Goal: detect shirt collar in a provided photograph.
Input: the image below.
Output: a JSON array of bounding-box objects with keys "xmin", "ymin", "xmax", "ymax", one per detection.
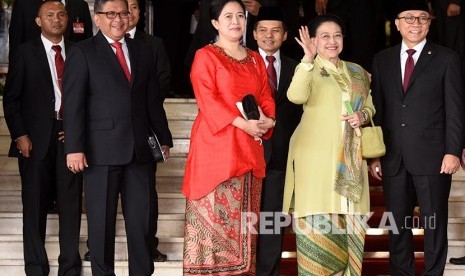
[
  {"xmin": 127, "ymin": 27, "xmax": 137, "ymax": 39},
  {"xmin": 102, "ymin": 33, "xmax": 126, "ymax": 45},
  {"xmin": 41, "ymin": 34, "xmax": 65, "ymax": 52},
  {"xmin": 401, "ymin": 39, "xmax": 427, "ymax": 56},
  {"xmin": 258, "ymin": 48, "xmax": 281, "ymax": 64}
]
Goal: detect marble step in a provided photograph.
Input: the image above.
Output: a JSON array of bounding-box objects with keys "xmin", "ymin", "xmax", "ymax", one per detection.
[
  {"xmin": 0, "ymin": 156, "xmax": 187, "ymax": 178},
  {"xmin": 448, "ymin": 218, "xmax": 465, "ymax": 240},
  {"xmin": 0, "ymin": 137, "xmax": 189, "ymax": 158},
  {"xmin": 449, "ymin": 197, "xmax": 465, "ymax": 217},
  {"xmin": 0, "ymin": 260, "xmax": 183, "ymax": 276},
  {"xmin": 0, "ymin": 235, "xmax": 184, "ymax": 261},
  {"xmin": 0, "ymin": 99, "xmax": 197, "ymax": 140},
  {"xmin": 448, "ymin": 240, "xmax": 465, "ymax": 261},
  {"xmin": 0, "ymin": 213, "xmax": 185, "ymax": 238},
  {"xmin": 0, "ymin": 190, "xmax": 187, "ymax": 214},
  {"xmin": 0, "ymin": 174, "xmax": 183, "ymax": 193}
]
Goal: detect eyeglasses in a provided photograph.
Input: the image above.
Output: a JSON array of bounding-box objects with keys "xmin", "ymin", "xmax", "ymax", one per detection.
[
  {"xmin": 397, "ymin": 15, "xmax": 431, "ymax": 25},
  {"xmin": 96, "ymin": 11, "xmax": 130, "ymax": 19},
  {"xmin": 318, "ymin": 33, "xmax": 343, "ymax": 41}
]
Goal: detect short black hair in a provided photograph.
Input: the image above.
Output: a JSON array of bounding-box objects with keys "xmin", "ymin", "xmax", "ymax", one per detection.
[
  {"xmin": 209, "ymin": 0, "xmax": 245, "ymax": 21},
  {"xmin": 94, "ymin": 0, "xmax": 129, "ymax": 13},
  {"xmin": 37, "ymin": 0, "xmax": 64, "ymax": 16},
  {"xmin": 307, "ymin": 14, "xmax": 345, "ymax": 37}
]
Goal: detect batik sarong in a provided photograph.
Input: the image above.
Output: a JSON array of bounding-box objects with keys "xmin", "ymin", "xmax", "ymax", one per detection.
[
  {"xmin": 183, "ymin": 172, "xmax": 261, "ymax": 275},
  {"xmin": 294, "ymin": 214, "xmax": 366, "ymax": 276}
]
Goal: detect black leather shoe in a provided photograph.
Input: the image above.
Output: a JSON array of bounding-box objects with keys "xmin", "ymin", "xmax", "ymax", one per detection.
[
  {"xmin": 450, "ymin": 256, "xmax": 465, "ymax": 265},
  {"xmin": 152, "ymin": 248, "xmax": 167, "ymax": 262},
  {"xmin": 83, "ymin": 251, "xmax": 90, "ymax": 261}
]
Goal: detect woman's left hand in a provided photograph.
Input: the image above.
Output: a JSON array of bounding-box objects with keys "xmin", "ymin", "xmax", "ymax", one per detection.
[{"xmin": 342, "ymin": 111, "xmax": 363, "ymax": 129}]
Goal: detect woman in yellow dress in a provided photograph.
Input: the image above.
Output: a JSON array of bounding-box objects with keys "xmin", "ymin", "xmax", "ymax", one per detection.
[{"xmin": 283, "ymin": 14, "xmax": 375, "ymax": 275}]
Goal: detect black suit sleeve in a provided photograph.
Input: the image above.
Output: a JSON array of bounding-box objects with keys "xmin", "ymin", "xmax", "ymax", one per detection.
[
  {"xmin": 152, "ymin": 37, "xmax": 171, "ymax": 99},
  {"xmin": 8, "ymin": 0, "xmax": 26, "ymax": 62},
  {"xmin": 3, "ymin": 46, "xmax": 27, "ymax": 140},
  {"xmin": 371, "ymin": 56, "xmax": 384, "ymax": 128},
  {"xmin": 444, "ymin": 51, "xmax": 465, "ymax": 156},
  {"xmin": 145, "ymin": 50, "xmax": 173, "ymax": 148},
  {"xmin": 63, "ymin": 45, "xmax": 88, "ymax": 154}
]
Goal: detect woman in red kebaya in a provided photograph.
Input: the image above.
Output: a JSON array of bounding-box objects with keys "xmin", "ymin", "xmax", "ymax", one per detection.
[{"xmin": 181, "ymin": 0, "xmax": 275, "ymax": 275}]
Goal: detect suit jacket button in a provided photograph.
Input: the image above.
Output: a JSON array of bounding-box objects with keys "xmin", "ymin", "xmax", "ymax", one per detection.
[
  {"xmin": 401, "ymin": 123, "xmax": 406, "ymax": 127},
  {"xmin": 402, "ymin": 104, "xmax": 406, "ymax": 108}
]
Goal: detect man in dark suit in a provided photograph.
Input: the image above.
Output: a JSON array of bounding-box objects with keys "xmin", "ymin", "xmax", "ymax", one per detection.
[
  {"xmin": 128, "ymin": 0, "xmax": 171, "ymax": 262},
  {"xmin": 3, "ymin": 1, "xmax": 83, "ymax": 275},
  {"xmin": 9, "ymin": 0, "xmax": 93, "ymax": 61},
  {"xmin": 252, "ymin": 7, "xmax": 302, "ymax": 276},
  {"xmin": 369, "ymin": 0, "xmax": 465, "ymax": 275},
  {"xmin": 63, "ymin": 0, "xmax": 172, "ymax": 275}
]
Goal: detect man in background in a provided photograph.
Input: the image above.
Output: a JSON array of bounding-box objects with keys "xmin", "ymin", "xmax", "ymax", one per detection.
[
  {"xmin": 3, "ymin": 1, "xmax": 83, "ymax": 275},
  {"xmin": 9, "ymin": 0, "xmax": 93, "ymax": 61},
  {"xmin": 253, "ymin": 6, "xmax": 302, "ymax": 276}
]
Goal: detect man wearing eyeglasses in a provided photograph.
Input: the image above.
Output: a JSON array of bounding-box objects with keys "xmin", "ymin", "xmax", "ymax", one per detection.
[
  {"xmin": 369, "ymin": 0, "xmax": 464, "ymax": 275},
  {"xmin": 63, "ymin": 0, "xmax": 171, "ymax": 275}
]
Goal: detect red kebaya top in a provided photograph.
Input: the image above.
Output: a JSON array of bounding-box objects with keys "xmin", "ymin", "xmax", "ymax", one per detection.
[{"xmin": 182, "ymin": 45, "xmax": 275, "ymax": 200}]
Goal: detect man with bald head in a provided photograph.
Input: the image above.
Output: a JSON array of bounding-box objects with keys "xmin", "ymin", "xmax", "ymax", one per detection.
[
  {"xmin": 63, "ymin": 0, "xmax": 171, "ymax": 274},
  {"xmin": 3, "ymin": 1, "xmax": 83, "ymax": 275}
]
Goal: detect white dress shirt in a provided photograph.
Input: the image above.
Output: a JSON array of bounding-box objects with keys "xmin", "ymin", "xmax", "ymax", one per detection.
[{"xmin": 400, "ymin": 39, "xmax": 427, "ymax": 83}]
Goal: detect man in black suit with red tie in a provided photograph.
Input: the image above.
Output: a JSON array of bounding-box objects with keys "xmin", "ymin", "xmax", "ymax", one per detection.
[
  {"xmin": 3, "ymin": 1, "xmax": 83, "ymax": 275},
  {"xmin": 63, "ymin": 0, "xmax": 172, "ymax": 275},
  {"xmin": 253, "ymin": 7, "xmax": 302, "ymax": 276},
  {"xmin": 369, "ymin": 0, "xmax": 465, "ymax": 274},
  {"xmin": 9, "ymin": 0, "xmax": 93, "ymax": 61}
]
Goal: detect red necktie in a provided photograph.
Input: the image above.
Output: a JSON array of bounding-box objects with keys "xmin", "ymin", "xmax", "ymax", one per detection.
[
  {"xmin": 403, "ymin": 49, "xmax": 416, "ymax": 93},
  {"xmin": 266, "ymin": 55, "xmax": 277, "ymax": 95},
  {"xmin": 111, "ymin": 41, "xmax": 131, "ymax": 82},
  {"xmin": 52, "ymin": 45, "xmax": 64, "ymax": 116}
]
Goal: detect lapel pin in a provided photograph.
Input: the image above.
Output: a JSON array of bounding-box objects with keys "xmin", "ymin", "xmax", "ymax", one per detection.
[
  {"xmin": 320, "ymin": 67, "xmax": 330, "ymax": 77},
  {"xmin": 428, "ymin": 51, "xmax": 432, "ymax": 55}
]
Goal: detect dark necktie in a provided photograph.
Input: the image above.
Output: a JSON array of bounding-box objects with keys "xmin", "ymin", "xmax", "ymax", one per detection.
[
  {"xmin": 266, "ymin": 55, "xmax": 277, "ymax": 94},
  {"xmin": 403, "ymin": 49, "xmax": 416, "ymax": 93},
  {"xmin": 111, "ymin": 41, "xmax": 131, "ymax": 82},
  {"xmin": 52, "ymin": 45, "xmax": 64, "ymax": 116}
]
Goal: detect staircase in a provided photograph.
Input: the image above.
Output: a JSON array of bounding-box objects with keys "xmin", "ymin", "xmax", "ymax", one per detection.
[
  {"xmin": 0, "ymin": 97, "xmax": 197, "ymax": 275},
  {"xmin": 2, "ymin": 97, "xmax": 465, "ymax": 275}
]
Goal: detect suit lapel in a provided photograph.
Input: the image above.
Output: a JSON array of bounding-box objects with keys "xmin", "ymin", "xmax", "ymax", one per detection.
[
  {"xmin": 275, "ymin": 56, "xmax": 291, "ymax": 105},
  {"xmin": 126, "ymin": 37, "xmax": 137, "ymax": 87},
  {"xmin": 34, "ymin": 38, "xmax": 54, "ymax": 97},
  {"xmin": 390, "ymin": 44, "xmax": 404, "ymax": 98},
  {"xmin": 95, "ymin": 31, "xmax": 131, "ymax": 86},
  {"xmin": 405, "ymin": 41, "xmax": 435, "ymax": 93}
]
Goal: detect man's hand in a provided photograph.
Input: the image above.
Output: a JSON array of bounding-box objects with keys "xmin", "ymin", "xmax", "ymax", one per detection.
[
  {"xmin": 161, "ymin": 145, "xmax": 170, "ymax": 160},
  {"xmin": 440, "ymin": 154, "xmax": 460, "ymax": 174},
  {"xmin": 243, "ymin": 0, "xmax": 261, "ymax": 16},
  {"xmin": 368, "ymin": 158, "xmax": 382, "ymax": 181},
  {"xmin": 67, "ymin": 152, "xmax": 88, "ymax": 174},
  {"xmin": 16, "ymin": 135, "xmax": 32, "ymax": 158},
  {"xmin": 447, "ymin": 3, "xmax": 461, "ymax": 17}
]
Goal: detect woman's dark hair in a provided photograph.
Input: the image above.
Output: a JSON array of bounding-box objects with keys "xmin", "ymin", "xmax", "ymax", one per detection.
[
  {"xmin": 209, "ymin": 0, "xmax": 246, "ymax": 21},
  {"xmin": 307, "ymin": 14, "xmax": 345, "ymax": 37}
]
